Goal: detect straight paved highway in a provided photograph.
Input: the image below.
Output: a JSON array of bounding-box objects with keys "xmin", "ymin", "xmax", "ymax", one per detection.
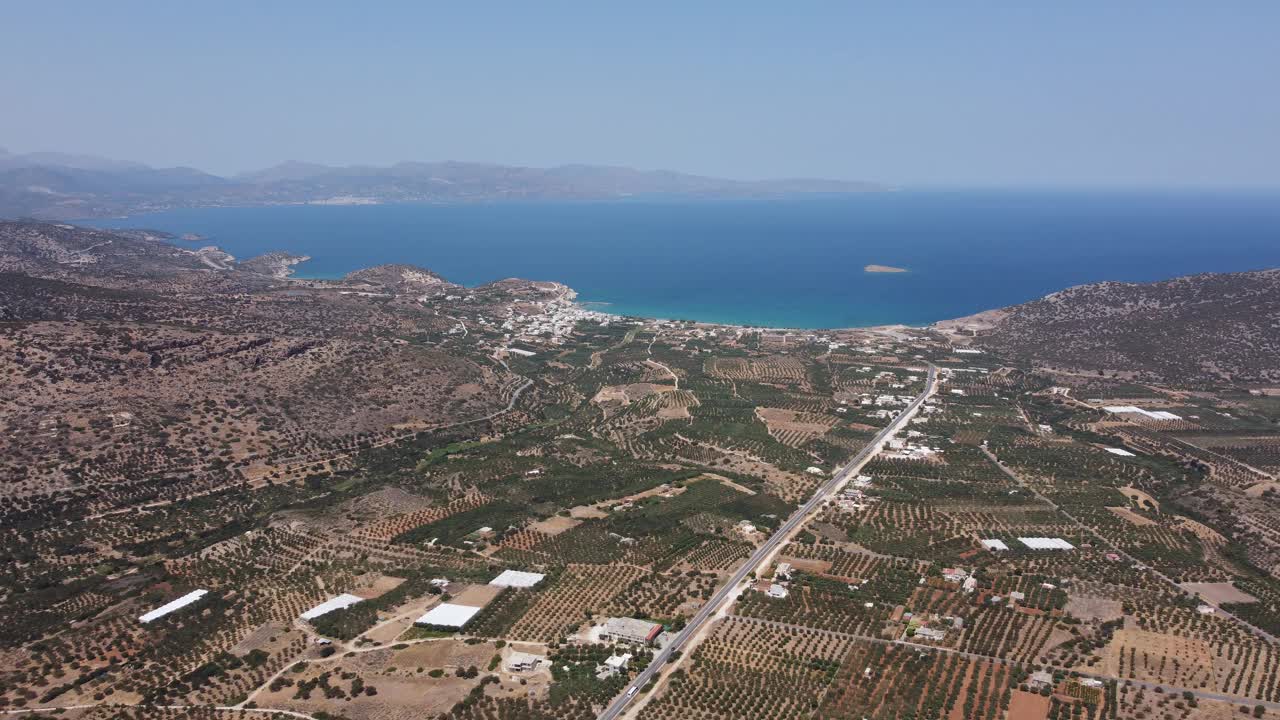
[{"xmin": 597, "ymin": 364, "xmax": 938, "ymax": 720}]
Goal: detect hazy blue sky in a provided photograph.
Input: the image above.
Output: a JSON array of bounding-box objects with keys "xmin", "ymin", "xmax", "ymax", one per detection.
[{"xmin": 3, "ymin": 2, "xmax": 1278, "ymax": 187}]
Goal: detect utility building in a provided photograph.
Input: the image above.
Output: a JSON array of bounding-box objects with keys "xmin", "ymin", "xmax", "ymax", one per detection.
[{"xmin": 601, "ymin": 617, "xmax": 663, "ymax": 646}]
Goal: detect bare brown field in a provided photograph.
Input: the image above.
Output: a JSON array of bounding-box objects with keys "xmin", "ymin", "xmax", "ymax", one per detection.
[
  {"xmin": 1181, "ymin": 582, "xmax": 1259, "ymax": 605},
  {"xmin": 1096, "ymin": 628, "xmax": 1217, "ymax": 689},
  {"xmin": 776, "ymin": 555, "xmax": 834, "ymax": 575},
  {"xmin": 1007, "ymin": 689, "xmax": 1050, "ymax": 720},
  {"xmin": 1245, "ymin": 481, "xmax": 1280, "ymax": 497},
  {"xmin": 1119, "ymin": 485, "xmax": 1160, "ymax": 511},
  {"xmin": 1107, "ymin": 505, "xmax": 1157, "ymax": 526},
  {"xmin": 1064, "ymin": 594, "xmax": 1124, "ymax": 623},
  {"xmin": 388, "ymin": 638, "xmax": 498, "ymax": 670},
  {"xmin": 255, "ymin": 660, "xmax": 475, "ymax": 719},
  {"xmin": 568, "ymin": 504, "xmax": 609, "ymax": 519},
  {"xmin": 1176, "ymin": 516, "xmax": 1228, "ymax": 545},
  {"xmin": 528, "ymin": 514, "xmax": 582, "ymax": 536},
  {"xmin": 352, "ymin": 574, "xmax": 407, "ymax": 599},
  {"xmin": 755, "ymin": 407, "xmax": 838, "ymax": 447},
  {"xmin": 450, "ymin": 584, "xmax": 502, "ymax": 608},
  {"xmin": 592, "ymin": 382, "xmax": 669, "ymax": 407}
]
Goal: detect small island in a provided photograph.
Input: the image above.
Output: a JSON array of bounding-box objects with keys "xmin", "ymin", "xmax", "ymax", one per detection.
[{"xmin": 864, "ymin": 264, "xmax": 908, "ymax": 273}]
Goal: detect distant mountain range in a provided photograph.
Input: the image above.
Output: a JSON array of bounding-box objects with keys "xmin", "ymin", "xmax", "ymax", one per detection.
[{"xmin": 0, "ymin": 147, "xmax": 883, "ymax": 219}]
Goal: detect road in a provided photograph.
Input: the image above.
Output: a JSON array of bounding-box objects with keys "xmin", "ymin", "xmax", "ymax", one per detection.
[
  {"xmin": 597, "ymin": 365, "xmax": 938, "ymax": 720},
  {"xmin": 644, "ymin": 330, "xmax": 679, "ymax": 389}
]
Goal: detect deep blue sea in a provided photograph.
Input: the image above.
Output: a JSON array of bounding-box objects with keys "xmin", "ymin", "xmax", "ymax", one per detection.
[{"xmin": 88, "ymin": 191, "xmax": 1280, "ymax": 328}]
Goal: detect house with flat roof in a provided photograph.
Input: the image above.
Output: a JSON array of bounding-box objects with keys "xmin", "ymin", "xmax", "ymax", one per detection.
[
  {"xmin": 506, "ymin": 651, "xmax": 545, "ymax": 672},
  {"xmin": 1028, "ymin": 670, "xmax": 1054, "ymax": 690},
  {"xmin": 601, "ymin": 617, "xmax": 663, "ymax": 646},
  {"xmin": 596, "ymin": 652, "xmax": 632, "ymax": 678},
  {"xmin": 915, "ymin": 627, "xmax": 947, "ymax": 641}
]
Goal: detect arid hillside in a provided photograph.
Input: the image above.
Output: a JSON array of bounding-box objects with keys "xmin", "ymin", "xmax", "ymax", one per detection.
[
  {"xmin": 938, "ymin": 269, "xmax": 1280, "ymax": 386},
  {"xmin": 0, "ymin": 222, "xmax": 522, "ymax": 517}
]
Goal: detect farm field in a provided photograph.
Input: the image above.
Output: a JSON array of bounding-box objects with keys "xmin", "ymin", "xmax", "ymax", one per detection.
[{"xmin": 2, "ymin": 222, "xmax": 1279, "ymax": 720}]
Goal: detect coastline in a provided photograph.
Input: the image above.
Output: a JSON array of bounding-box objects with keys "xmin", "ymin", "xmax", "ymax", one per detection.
[{"xmin": 81, "ymin": 192, "xmax": 1280, "ymax": 332}]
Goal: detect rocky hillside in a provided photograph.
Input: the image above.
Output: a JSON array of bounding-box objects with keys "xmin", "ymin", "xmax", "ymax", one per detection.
[
  {"xmin": 937, "ymin": 269, "xmax": 1280, "ymax": 386},
  {"xmin": 0, "ymin": 221, "xmax": 521, "ymax": 509}
]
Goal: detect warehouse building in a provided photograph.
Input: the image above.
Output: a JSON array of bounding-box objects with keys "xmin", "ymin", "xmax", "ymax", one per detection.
[
  {"xmin": 601, "ymin": 617, "xmax": 663, "ymax": 646},
  {"xmin": 489, "ymin": 569, "xmax": 546, "ymax": 588},
  {"xmin": 415, "ymin": 602, "xmax": 482, "ymax": 629}
]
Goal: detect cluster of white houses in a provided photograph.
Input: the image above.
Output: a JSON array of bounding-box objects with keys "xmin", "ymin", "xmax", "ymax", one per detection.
[{"xmin": 496, "ymin": 288, "xmax": 616, "ymax": 347}]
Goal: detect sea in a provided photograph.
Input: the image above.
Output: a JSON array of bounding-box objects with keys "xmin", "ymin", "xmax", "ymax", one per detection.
[{"xmin": 88, "ymin": 191, "xmax": 1280, "ymax": 329}]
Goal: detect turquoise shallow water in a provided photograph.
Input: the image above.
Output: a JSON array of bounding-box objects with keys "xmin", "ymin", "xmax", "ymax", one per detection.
[{"xmin": 89, "ymin": 191, "xmax": 1280, "ymax": 328}]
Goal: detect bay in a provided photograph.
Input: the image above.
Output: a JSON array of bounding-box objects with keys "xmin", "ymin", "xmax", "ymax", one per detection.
[{"xmin": 89, "ymin": 190, "xmax": 1280, "ymax": 328}]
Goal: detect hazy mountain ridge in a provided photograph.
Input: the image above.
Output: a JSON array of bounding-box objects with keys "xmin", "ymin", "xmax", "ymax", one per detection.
[
  {"xmin": 0, "ymin": 149, "xmax": 883, "ymax": 219},
  {"xmin": 938, "ymin": 268, "xmax": 1280, "ymax": 385}
]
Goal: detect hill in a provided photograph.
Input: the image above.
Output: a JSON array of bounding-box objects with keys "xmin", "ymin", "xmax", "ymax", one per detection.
[
  {"xmin": 0, "ymin": 152, "xmax": 883, "ymax": 219},
  {"xmin": 936, "ymin": 268, "xmax": 1280, "ymax": 386}
]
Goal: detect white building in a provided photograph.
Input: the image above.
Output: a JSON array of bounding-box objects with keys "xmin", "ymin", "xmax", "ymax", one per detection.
[
  {"xmin": 416, "ymin": 603, "xmax": 482, "ymax": 628},
  {"xmin": 915, "ymin": 627, "xmax": 947, "ymax": 641},
  {"xmin": 601, "ymin": 617, "xmax": 663, "ymax": 645},
  {"xmin": 1018, "ymin": 537, "xmax": 1075, "ymax": 551},
  {"xmin": 300, "ymin": 593, "xmax": 364, "ymax": 621},
  {"xmin": 139, "ymin": 589, "xmax": 208, "ymax": 624},
  {"xmin": 490, "ymin": 570, "xmax": 546, "ymax": 588},
  {"xmin": 597, "ymin": 652, "xmax": 632, "ymax": 679},
  {"xmin": 507, "ymin": 651, "xmax": 545, "ymax": 672},
  {"xmin": 1102, "ymin": 406, "xmax": 1182, "ymax": 421}
]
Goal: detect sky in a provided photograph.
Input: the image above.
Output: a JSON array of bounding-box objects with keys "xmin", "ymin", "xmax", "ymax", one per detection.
[{"xmin": 2, "ymin": 2, "xmax": 1278, "ymax": 188}]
